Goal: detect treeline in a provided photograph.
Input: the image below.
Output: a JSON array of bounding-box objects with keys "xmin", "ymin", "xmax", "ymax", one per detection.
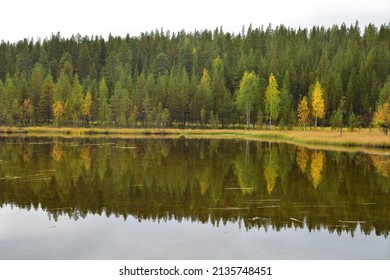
[{"xmin": 0, "ymin": 23, "xmax": 389, "ymax": 128}]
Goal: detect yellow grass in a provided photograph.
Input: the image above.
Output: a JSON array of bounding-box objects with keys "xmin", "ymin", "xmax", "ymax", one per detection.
[{"xmin": 1, "ymin": 126, "xmax": 390, "ymax": 150}]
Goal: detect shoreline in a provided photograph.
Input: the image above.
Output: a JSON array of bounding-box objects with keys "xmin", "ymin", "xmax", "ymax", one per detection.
[{"xmin": 1, "ymin": 126, "xmax": 390, "ymax": 151}]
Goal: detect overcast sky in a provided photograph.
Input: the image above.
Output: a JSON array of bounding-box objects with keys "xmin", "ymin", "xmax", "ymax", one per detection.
[{"xmin": 1, "ymin": 0, "xmax": 389, "ymax": 42}]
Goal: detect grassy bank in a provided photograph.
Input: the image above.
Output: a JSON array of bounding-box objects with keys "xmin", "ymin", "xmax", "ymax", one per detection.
[{"xmin": 1, "ymin": 126, "xmax": 390, "ymax": 149}]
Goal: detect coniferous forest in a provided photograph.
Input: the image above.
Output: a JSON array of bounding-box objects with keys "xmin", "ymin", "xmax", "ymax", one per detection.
[{"xmin": 0, "ymin": 23, "xmax": 389, "ymax": 129}]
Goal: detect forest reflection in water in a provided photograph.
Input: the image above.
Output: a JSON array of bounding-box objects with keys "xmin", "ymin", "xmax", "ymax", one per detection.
[{"xmin": 0, "ymin": 136, "xmax": 389, "ymax": 239}]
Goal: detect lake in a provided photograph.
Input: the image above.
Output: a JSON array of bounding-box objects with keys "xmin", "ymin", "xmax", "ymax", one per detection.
[{"xmin": 0, "ymin": 136, "xmax": 389, "ymax": 259}]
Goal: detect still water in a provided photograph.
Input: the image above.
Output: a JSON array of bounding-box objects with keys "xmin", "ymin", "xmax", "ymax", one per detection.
[{"xmin": 0, "ymin": 137, "xmax": 389, "ymax": 259}]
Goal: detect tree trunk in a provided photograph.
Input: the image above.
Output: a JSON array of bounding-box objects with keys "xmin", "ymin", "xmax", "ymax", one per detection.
[{"xmin": 246, "ymin": 101, "xmax": 250, "ymax": 130}]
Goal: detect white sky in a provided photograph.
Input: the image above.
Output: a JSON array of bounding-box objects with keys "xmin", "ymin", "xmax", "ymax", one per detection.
[{"xmin": 1, "ymin": 0, "xmax": 389, "ymax": 42}]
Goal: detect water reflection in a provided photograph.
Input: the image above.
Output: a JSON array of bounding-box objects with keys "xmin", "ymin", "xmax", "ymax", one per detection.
[{"xmin": 0, "ymin": 137, "xmax": 390, "ymax": 238}]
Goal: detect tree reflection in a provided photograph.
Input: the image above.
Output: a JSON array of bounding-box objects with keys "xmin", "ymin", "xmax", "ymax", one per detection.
[
  {"xmin": 234, "ymin": 140, "xmax": 257, "ymax": 194},
  {"xmin": 51, "ymin": 142, "xmax": 64, "ymax": 161},
  {"xmin": 21, "ymin": 143, "xmax": 31, "ymax": 162},
  {"xmin": 310, "ymin": 150, "xmax": 324, "ymax": 188},
  {"xmin": 371, "ymin": 154, "xmax": 390, "ymax": 178},
  {"xmin": 264, "ymin": 143, "xmax": 279, "ymax": 194},
  {"xmin": 0, "ymin": 137, "xmax": 389, "ymax": 237},
  {"xmin": 80, "ymin": 146, "xmax": 91, "ymax": 172},
  {"xmin": 296, "ymin": 146, "xmax": 308, "ymax": 174}
]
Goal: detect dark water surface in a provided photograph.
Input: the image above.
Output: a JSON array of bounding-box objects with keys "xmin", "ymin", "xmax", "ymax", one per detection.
[{"xmin": 0, "ymin": 137, "xmax": 389, "ymax": 259}]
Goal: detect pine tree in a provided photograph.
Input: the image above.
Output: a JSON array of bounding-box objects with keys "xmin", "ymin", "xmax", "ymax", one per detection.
[
  {"xmin": 38, "ymin": 74, "xmax": 55, "ymax": 123},
  {"xmin": 378, "ymin": 76, "xmax": 390, "ymax": 106},
  {"xmin": 111, "ymin": 82, "xmax": 127, "ymax": 126},
  {"xmin": 64, "ymin": 75, "xmax": 84, "ymax": 125},
  {"xmin": 98, "ymin": 78, "xmax": 111, "ymax": 126},
  {"xmin": 55, "ymin": 71, "xmax": 72, "ymax": 102},
  {"xmin": 77, "ymin": 43, "xmax": 92, "ymax": 80},
  {"xmin": 279, "ymin": 71, "xmax": 292, "ymax": 129}
]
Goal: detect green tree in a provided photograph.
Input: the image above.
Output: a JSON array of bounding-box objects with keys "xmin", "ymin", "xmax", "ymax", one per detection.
[
  {"xmin": 196, "ymin": 69, "xmax": 212, "ymax": 125},
  {"xmin": 279, "ymin": 71, "xmax": 292, "ymax": 129},
  {"xmin": 155, "ymin": 74, "xmax": 168, "ymax": 108},
  {"xmin": 332, "ymin": 97, "xmax": 346, "ymax": 135},
  {"xmin": 152, "ymin": 52, "xmax": 170, "ymax": 77},
  {"xmin": 236, "ymin": 71, "xmax": 259, "ymax": 130},
  {"xmin": 11, "ymin": 98, "xmax": 22, "ymax": 124},
  {"xmin": 55, "ymin": 71, "xmax": 72, "ymax": 102},
  {"xmin": 29, "ymin": 63, "xmax": 45, "ymax": 122},
  {"xmin": 178, "ymin": 67, "xmax": 190, "ymax": 126},
  {"xmin": 111, "ymin": 82, "xmax": 127, "ymax": 126},
  {"xmin": 178, "ymin": 37, "xmax": 193, "ymax": 74},
  {"xmin": 77, "ymin": 43, "xmax": 92, "ymax": 80},
  {"xmin": 330, "ymin": 109, "xmax": 341, "ymax": 130},
  {"xmin": 98, "ymin": 78, "xmax": 111, "ymax": 125},
  {"xmin": 378, "ymin": 76, "xmax": 390, "ymax": 106},
  {"xmin": 265, "ymin": 73, "xmax": 280, "ymax": 130},
  {"xmin": 38, "ymin": 74, "xmax": 55, "ymax": 123},
  {"xmin": 64, "ymin": 75, "xmax": 84, "ymax": 125},
  {"xmin": 1, "ymin": 75, "xmax": 16, "ymax": 124},
  {"xmin": 211, "ymin": 56, "xmax": 232, "ymax": 127},
  {"xmin": 348, "ymin": 106, "xmax": 360, "ymax": 132},
  {"xmin": 155, "ymin": 102, "xmax": 163, "ymax": 128},
  {"xmin": 142, "ymin": 94, "xmax": 152, "ymax": 127},
  {"xmin": 162, "ymin": 108, "xmax": 170, "ymax": 128},
  {"xmin": 129, "ymin": 105, "xmax": 139, "ymax": 128}
]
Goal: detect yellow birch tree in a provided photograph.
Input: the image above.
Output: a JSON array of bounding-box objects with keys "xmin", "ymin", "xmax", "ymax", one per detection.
[
  {"xmin": 311, "ymin": 81, "xmax": 325, "ymax": 128},
  {"xmin": 265, "ymin": 73, "xmax": 280, "ymax": 130}
]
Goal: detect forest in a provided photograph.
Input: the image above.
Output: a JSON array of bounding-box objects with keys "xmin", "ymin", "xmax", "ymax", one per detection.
[{"xmin": 0, "ymin": 23, "xmax": 389, "ymax": 129}]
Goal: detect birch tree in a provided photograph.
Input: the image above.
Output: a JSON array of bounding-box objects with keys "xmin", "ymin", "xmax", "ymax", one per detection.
[
  {"xmin": 311, "ymin": 81, "xmax": 325, "ymax": 128},
  {"xmin": 265, "ymin": 73, "xmax": 280, "ymax": 130},
  {"xmin": 236, "ymin": 71, "xmax": 259, "ymax": 130}
]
